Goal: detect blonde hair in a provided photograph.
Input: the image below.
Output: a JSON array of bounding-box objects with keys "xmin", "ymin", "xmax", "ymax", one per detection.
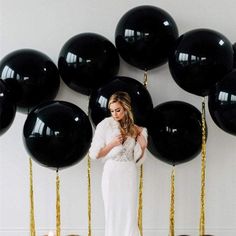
[{"xmin": 108, "ymin": 91, "xmax": 138, "ymax": 138}]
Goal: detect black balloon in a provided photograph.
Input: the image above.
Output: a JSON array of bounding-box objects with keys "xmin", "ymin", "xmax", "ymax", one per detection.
[
  {"xmin": 233, "ymin": 42, "xmax": 236, "ymax": 68},
  {"xmin": 0, "ymin": 49, "xmax": 60, "ymax": 111},
  {"xmin": 0, "ymin": 80, "xmax": 16, "ymax": 135},
  {"xmin": 89, "ymin": 76, "xmax": 153, "ymax": 126},
  {"xmin": 23, "ymin": 101, "xmax": 92, "ymax": 169},
  {"xmin": 168, "ymin": 28, "xmax": 234, "ymax": 96},
  {"xmin": 208, "ymin": 70, "xmax": 236, "ymax": 135},
  {"xmin": 147, "ymin": 101, "xmax": 203, "ymax": 165},
  {"xmin": 115, "ymin": 5, "xmax": 178, "ymax": 71},
  {"xmin": 58, "ymin": 33, "xmax": 120, "ymax": 95}
]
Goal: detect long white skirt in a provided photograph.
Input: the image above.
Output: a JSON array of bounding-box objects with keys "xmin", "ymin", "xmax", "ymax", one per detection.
[{"xmin": 102, "ymin": 159, "xmax": 140, "ymax": 236}]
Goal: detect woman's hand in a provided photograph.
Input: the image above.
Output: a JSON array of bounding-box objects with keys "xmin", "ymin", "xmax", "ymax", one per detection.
[
  {"xmin": 110, "ymin": 134, "xmax": 124, "ymax": 147},
  {"xmin": 96, "ymin": 134, "xmax": 123, "ymax": 159}
]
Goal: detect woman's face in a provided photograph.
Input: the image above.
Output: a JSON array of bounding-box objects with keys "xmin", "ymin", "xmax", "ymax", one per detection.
[{"xmin": 109, "ymin": 101, "xmax": 125, "ymax": 121}]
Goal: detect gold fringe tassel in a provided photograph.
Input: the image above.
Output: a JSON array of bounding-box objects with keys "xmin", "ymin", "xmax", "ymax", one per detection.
[
  {"xmin": 169, "ymin": 166, "xmax": 175, "ymax": 236},
  {"xmin": 87, "ymin": 155, "xmax": 92, "ymax": 236},
  {"xmin": 138, "ymin": 164, "xmax": 144, "ymax": 236},
  {"xmin": 29, "ymin": 158, "xmax": 36, "ymax": 236},
  {"xmin": 199, "ymin": 98, "xmax": 207, "ymax": 236},
  {"xmin": 138, "ymin": 70, "xmax": 148, "ymax": 235},
  {"xmin": 56, "ymin": 170, "xmax": 61, "ymax": 236}
]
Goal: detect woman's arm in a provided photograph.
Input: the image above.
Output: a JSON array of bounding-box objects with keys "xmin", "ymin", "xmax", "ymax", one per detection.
[
  {"xmin": 135, "ymin": 134, "xmax": 147, "ymax": 162},
  {"xmin": 136, "ymin": 129, "xmax": 147, "ymax": 150},
  {"xmin": 134, "ymin": 127, "xmax": 148, "ymax": 163},
  {"xmin": 135, "ymin": 126, "xmax": 147, "ymax": 149}
]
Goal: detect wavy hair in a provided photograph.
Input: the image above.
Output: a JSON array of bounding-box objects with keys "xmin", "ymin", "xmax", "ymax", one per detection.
[{"xmin": 108, "ymin": 91, "xmax": 138, "ymax": 138}]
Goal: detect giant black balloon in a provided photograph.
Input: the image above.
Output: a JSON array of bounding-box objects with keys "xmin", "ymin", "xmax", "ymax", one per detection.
[
  {"xmin": 89, "ymin": 76, "xmax": 153, "ymax": 126},
  {"xmin": 0, "ymin": 49, "xmax": 60, "ymax": 111},
  {"xmin": 168, "ymin": 28, "xmax": 234, "ymax": 96},
  {"xmin": 115, "ymin": 5, "xmax": 178, "ymax": 71},
  {"xmin": 0, "ymin": 80, "xmax": 16, "ymax": 136},
  {"xmin": 23, "ymin": 100, "xmax": 92, "ymax": 169},
  {"xmin": 208, "ymin": 70, "xmax": 236, "ymax": 135},
  {"xmin": 233, "ymin": 42, "xmax": 236, "ymax": 68},
  {"xmin": 148, "ymin": 101, "xmax": 203, "ymax": 165},
  {"xmin": 58, "ymin": 33, "xmax": 120, "ymax": 95}
]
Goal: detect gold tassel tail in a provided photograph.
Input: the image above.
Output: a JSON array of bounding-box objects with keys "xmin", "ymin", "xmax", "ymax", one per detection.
[
  {"xmin": 199, "ymin": 98, "xmax": 207, "ymax": 236},
  {"xmin": 56, "ymin": 170, "xmax": 61, "ymax": 236},
  {"xmin": 169, "ymin": 166, "xmax": 175, "ymax": 236},
  {"xmin": 29, "ymin": 158, "xmax": 36, "ymax": 236}
]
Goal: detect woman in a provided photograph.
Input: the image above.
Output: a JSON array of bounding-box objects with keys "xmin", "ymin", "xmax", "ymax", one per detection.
[{"xmin": 89, "ymin": 91, "xmax": 147, "ymax": 236}]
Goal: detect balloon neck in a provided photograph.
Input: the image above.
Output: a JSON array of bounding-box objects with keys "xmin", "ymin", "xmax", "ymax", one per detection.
[
  {"xmin": 143, "ymin": 70, "xmax": 148, "ymax": 88},
  {"xmin": 233, "ymin": 42, "xmax": 236, "ymax": 50},
  {"xmin": 233, "ymin": 43, "xmax": 236, "ymax": 68}
]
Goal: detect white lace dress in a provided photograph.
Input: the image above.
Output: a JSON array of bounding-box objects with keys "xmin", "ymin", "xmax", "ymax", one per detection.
[{"xmin": 89, "ymin": 117, "xmax": 147, "ymax": 236}]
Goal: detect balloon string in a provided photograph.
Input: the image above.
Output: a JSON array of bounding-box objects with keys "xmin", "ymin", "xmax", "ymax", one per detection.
[
  {"xmin": 138, "ymin": 164, "xmax": 144, "ymax": 236},
  {"xmin": 199, "ymin": 98, "xmax": 206, "ymax": 235},
  {"xmin": 29, "ymin": 158, "xmax": 36, "ymax": 236},
  {"xmin": 87, "ymin": 155, "xmax": 92, "ymax": 236},
  {"xmin": 169, "ymin": 166, "xmax": 175, "ymax": 236},
  {"xmin": 143, "ymin": 70, "xmax": 148, "ymax": 88},
  {"xmin": 56, "ymin": 170, "xmax": 61, "ymax": 236}
]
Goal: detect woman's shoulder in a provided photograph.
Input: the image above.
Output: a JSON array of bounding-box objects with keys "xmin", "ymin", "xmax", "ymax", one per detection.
[
  {"xmin": 134, "ymin": 124, "xmax": 148, "ymax": 137},
  {"xmin": 97, "ymin": 117, "xmax": 115, "ymax": 128},
  {"xmin": 95, "ymin": 117, "xmax": 118, "ymax": 137},
  {"xmin": 134, "ymin": 124, "xmax": 147, "ymax": 132}
]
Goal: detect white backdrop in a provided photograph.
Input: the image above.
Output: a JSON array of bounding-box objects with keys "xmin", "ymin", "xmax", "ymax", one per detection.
[{"xmin": 0, "ymin": 0, "xmax": 236, "ymax": 235}]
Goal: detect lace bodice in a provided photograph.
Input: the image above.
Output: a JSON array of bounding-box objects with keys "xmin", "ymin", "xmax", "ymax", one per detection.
[
  {"xmin": 89, "ymin": 117, "xmax": 148, "ymax": 165},
  {"xmin": 112, "ymin": 137, "xmax": 136, "ymax": 162}
]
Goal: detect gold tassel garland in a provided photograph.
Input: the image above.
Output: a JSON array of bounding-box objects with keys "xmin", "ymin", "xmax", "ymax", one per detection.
[
  {"xmin": 56, "ymin": 170, "xmax": 61, "ymax": 236},
  {"xmin": 87, "ymin": 155, "xmax": 92, "ymax": 236},
  {"xmin": 138, "ymin": 71, "xmax": 148, "ymax": 236},
  {"xmin": 138, "ymin": 164, "xmax": 144, "ymax": 236},
  {"xmin": 29, "ymin": 158, "xmax": 36, "ymax": 236},
  {"xmin": 169, "ymin": 166, "xmax": 175, "ymax": 236},
  {"xmin": 199, "ymin": 98, "xmax": 207, "ymax": 236}
]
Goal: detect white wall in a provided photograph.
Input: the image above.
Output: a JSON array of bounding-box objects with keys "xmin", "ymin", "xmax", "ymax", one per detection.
[{"xmin": 0, "ymin": 0, "xmax": 236, "ymax": 235}]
